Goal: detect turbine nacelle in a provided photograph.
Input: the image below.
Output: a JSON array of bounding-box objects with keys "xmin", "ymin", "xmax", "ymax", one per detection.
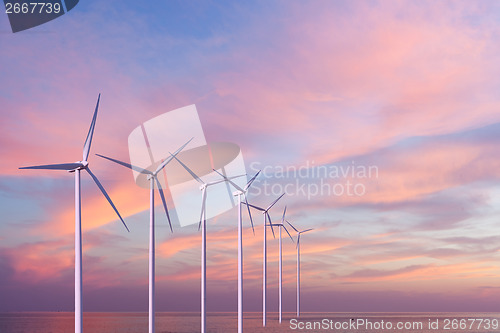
[
  {"xmin": 233, "ymin": 190, "xmax": 244, "ymax": 196},
  {"xmin": 243, "ymin": 193, "xmax": 285, "ymax": 240},
  {"xmin": 287, "ymin": 220, "xmax": 314, "ymax": 248},
  {"xmin": 68, "ymin": 160, "xmax": 89, "ymax": 173},
  {"xmin": 212, "ymin": 168, "xmax": 260, "ymax": 235},
  {"xmin": 269, "ymin": 222, "xmax": 294, "ymax": 242}
]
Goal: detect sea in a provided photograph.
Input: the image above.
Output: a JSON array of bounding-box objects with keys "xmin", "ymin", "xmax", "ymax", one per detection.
[{"xmin": 0, "ymin": 312, "xmax": 499, "ymax": 333}]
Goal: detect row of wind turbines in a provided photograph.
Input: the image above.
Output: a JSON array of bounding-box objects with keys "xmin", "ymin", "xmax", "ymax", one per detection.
[{"xmin": 20, "ymin": 94, "xmax": 313, "ymax": 333}]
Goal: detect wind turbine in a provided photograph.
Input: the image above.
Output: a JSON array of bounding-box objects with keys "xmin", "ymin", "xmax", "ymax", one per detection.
[
  {"xmin": 286, "ymin": 221, "xmax": 313, "ymax": 317},
  {"xmin": 213, "ymin": 169, "xmax": 259, "ymax": 333},
  {"xmin": 245, "ymin": 193, "xmax": 285, "ymax": 327},
  {"xmin": 269, "ymin": 206, "xmax": 294, "ymax": 324},
  {"xmin": 96, "ymin": 138, "xmax": 192, "ymax": 333},
  {"xmin": 19, "ymin": 94, "xmax": 129, "ymax": 333},
  {"xmin": 169, "ymin": 154, "xmax": 244, "ymax": 333}
]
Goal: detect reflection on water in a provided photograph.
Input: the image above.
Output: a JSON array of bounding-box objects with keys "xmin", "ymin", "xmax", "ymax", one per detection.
[{"xmin": 0, "ymin": 312, "xmax": 499, "ymax": 333}]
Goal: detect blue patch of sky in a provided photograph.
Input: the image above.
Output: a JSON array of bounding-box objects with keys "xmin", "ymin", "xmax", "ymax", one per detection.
[
  {"xmin": 0, "ymin": 176, "xmax": 69, "ymax": 225},
  {"xmin": 64, "ymin": 1, "xmax": 279, "ymax": 83},
  {"xmin": 0, "ymin": 176, "xmax": 72, "ymax": 245}
]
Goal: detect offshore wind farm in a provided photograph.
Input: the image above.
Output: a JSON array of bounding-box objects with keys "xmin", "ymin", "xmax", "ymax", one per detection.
[
  {"xmin": 3, "ymin": 1, "xmax": 500, "ymax": 333},
  {"xmin": 18, "ymin": 94, "xmax": 316, "ymax": 333}
]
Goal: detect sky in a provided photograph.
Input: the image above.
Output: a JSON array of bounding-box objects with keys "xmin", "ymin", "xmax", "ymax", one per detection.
[{"xmin": 1, "ymin": 0, "xmax": 500, "ymax": 313}]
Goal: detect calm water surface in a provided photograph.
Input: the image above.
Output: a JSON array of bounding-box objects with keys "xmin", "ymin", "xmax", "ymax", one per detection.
[{"xmin": 0, "ymin": 312, "xmax": 499, "ymax": 333}]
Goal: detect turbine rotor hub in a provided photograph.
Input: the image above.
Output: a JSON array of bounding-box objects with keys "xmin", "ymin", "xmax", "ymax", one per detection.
[{"xmin": 76, "ymin": 161, "xmax": 88, "ymax": 170}]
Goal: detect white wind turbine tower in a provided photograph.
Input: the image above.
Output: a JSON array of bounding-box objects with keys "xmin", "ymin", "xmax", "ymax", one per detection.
[
  {"xmin": 19, "ymin": 94, "xmax": 129, "ymax": 333},
  {"xmin": 245, "ymin": 193, "xmax": 285, "ymax": 327},
  {"xmin": 286, "ymin": 221, "xmax": 313, "ymax": 317},
  {"xmin": 213, "ymin": 169, "xmax": 260, "ymax": 333},
  {"xmin": 269, "ymin": 206, "xmax": 294, "ymax": 324},
  {"xmin": 169, "ymin": 154, "xmax": 244, "ymax": 333},
  {"xmin": 96, "ymin": 138, "xmax": 192, "ymax": 333}
]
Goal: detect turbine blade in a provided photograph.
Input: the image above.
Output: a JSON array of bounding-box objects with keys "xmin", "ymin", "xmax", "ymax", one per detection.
[
  {"xmin": 171, "ymin": 154, "xmax": 204, "ymax": 185},
  {"xmin": 244, "ymin": 202, "xmax": 265, "ymax": 212},
  {"xmin": 205, "ymin": 179, "xmax": 226, "ymax": 186},
  {"xmin": 83, "ymin": 94, "xmax": 100, "ymax": 162},
  {"xmin": 244, "ymin": 170, "xmax": 261, "ymax": 191},
  {"xmin": 282, "ymin": 224, "xmax": 294, "ymax": 242},
  {"xmin": 155, "ymin": 137, "xmax": 194, "ymax": 175},
  {"xmin": 281, "ymin": 206, "xmax": 287, "ymax": 224},
  {"xmin": 297, "ymin": 234, "xmax": 300, "ymax": 249},
  {"xmin": 244, "ymin": 195, "xmax": 255, "ymax": 235},
  {"xmin": 155, "ymin": 177, "xmax": 173, "ymax": 233},
  {"xmin": 266, "ymin": 193, "xmax": 285, "ymax": 211},
  {"xmin": 286, "ymin": 220, "xmax": 298, "ymax": 233},
  {"xmin": 19, "ymin": 162, "xmax": 83, "ymax": 170},
  {"xmin": 301, "ymin": 228, "xmax": 314, "ymax": 234},
  {"xmin": 212, "ymin": 169, "xmax": 244, "ymax": 192},
  {"xmin": 266, "ymin": 212, "xmax": 275, "ymax": 239},
  {"xmin": 96, "ymin": 154, "xmax": 151, "ymax": 174},
  {"xmin": 206, "ymin": 174, "xmax": 245, "ymax": 187},
  {"xmin": 86, "ymin": 167, "xmax": 129, "ymax": 232},
  {"xmin": 198, "ymin": 188, "xmax": 207, "ymax": 231}
]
